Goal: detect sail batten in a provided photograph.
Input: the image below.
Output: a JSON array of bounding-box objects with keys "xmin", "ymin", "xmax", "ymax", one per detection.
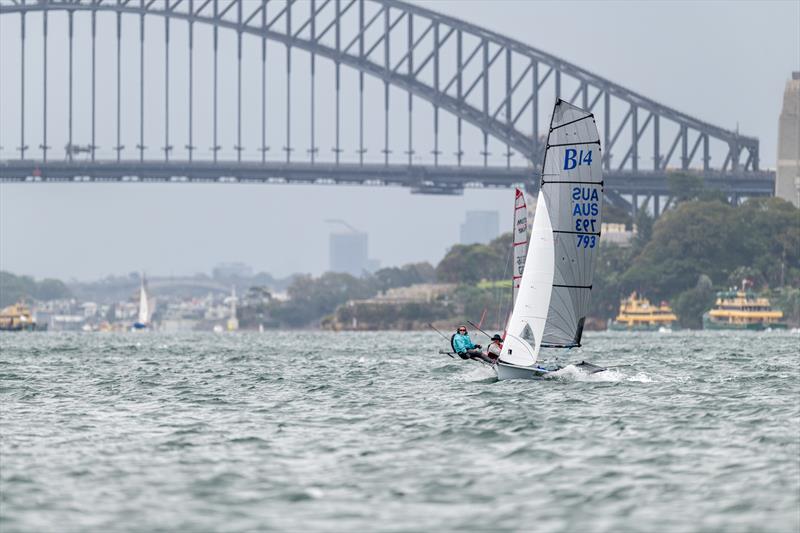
[{"xmin": 500, "ymin": 99, "xmax": 603, "ymax": 366}]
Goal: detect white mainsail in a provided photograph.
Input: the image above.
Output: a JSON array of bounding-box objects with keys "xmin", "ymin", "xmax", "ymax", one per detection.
[
  {"xmin": 511, "ymin": 188, "xmax": 529, "ymax": 308},
  {"xmin": 137, "ymin": 277, "xmax": 150, "ymax": 325},
  {"xmin": 501, "ymin": 100, "xmax": 603, "ymax": 366}
]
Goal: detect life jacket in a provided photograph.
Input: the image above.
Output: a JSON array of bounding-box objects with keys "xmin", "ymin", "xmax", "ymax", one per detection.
[
  {"xmin": 487, "ymin": 341, "xmax": 502, "ymax": 359},
  {"xmin": 451, "ymin": 333, "xmax": 469, "ymax": 360}
]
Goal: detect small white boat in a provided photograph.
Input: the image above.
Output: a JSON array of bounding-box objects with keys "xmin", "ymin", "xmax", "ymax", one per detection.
[
  {"xmin": 496, "ymin": 99, "xmax": 605, "ymax": 380},
  {"xmin": 132, "ymin": 275, "xmax": 153, "ymax": 330}
]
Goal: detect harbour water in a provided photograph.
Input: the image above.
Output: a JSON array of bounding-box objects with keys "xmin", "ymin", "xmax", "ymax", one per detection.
[{"xmin": 1, "ymin": 331, "xmax": 798, "ymax": 532}]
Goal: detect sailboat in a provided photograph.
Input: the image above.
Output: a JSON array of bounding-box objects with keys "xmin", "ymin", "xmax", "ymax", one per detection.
[
  {"xmin": 132, "ymin": 275, "xmax": 152, "ymax": 330},
  {"xmin": 496, "ymin": 99, "xmax": 605, "ymax": 380}
]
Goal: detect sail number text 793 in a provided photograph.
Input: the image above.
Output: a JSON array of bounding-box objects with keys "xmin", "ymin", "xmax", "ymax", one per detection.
[{"xmin": 572, "ymin": 187, "xmax": 599, "ymax": 248}]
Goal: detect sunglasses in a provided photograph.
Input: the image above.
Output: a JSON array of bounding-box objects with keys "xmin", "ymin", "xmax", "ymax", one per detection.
[{"xmin": 458, "ymin": 329, "xmax": 467, "ymax": 332}]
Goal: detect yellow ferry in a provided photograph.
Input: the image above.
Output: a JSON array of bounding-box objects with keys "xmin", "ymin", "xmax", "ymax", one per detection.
[
  {"xmin": 703, "ymin": 288, "xmax": 787, "ymax": 330},
  {"xmin": 609, "ymin": 292, "xmax": 678, "ymax": 331},
  {"xmin": 0, "ymin": 303, "xmax": 38, "ymax": 331}
]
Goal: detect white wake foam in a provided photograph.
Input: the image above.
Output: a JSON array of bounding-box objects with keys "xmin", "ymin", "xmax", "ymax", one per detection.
[
  {"xmin": 545, "ymin": 364, "xmax": 654, "ymax": 383},
  {"xmin": 460, "ymin": 364, "xmax": 498, "ymax": 382}
]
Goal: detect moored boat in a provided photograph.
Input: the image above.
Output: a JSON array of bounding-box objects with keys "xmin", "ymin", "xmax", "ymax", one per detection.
[
  {"xmin": 609, "ymin": 292, "xmax": 678, "ymax": 331},
  {"xmin": 703, "ymin": 285, "xmax": 787, "ymax": 330},
  {"xmin": 132, "ymin": 275, "xmax": 154, "ymax": 330},
  {"xmin": 0, "ymin": 302, "xmax": 38, "ymax": 332}
]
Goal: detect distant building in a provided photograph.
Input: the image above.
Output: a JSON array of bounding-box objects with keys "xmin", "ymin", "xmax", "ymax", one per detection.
[
  {"xmin": 212, "ymin": 262, "xmax": 253, "ymax": 280},
  {"xmin": 460, "ymin": 210, "xmax": 500, "ymax": 245},
  {"xmin": 330, "ymin": 232, "xmax": 373, "ymax": 277},
  {"xmin": 601, "ymin": 223, "xmax": 635, "ymax": 247},
  {"xmin": 776, "ymin": 72, "xmax": 800, "ymax": 207}
]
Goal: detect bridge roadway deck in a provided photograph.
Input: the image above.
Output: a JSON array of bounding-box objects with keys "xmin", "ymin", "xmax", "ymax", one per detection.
[{"xmin": 0, "ymin": 160, "xmax": 775, "ymax": 197}]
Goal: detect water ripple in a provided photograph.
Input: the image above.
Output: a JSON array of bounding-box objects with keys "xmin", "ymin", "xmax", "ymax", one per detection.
[{"xmin": 0, "ymin": 330, "xmax": 798, "ymax": 532}]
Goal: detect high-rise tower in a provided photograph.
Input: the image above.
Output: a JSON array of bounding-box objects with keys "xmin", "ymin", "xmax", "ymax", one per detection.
[{"xmin": 776, "ymin": 72, "xmax": 800, "ymax": 207}]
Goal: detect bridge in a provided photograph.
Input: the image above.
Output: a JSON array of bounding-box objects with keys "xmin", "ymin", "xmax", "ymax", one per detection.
[{"xmin": 0, "ymin": 0, "xmax": 774, "ymax": 217}]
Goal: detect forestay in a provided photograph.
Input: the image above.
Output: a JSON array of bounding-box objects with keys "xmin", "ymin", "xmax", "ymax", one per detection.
[{"xmin": 500, "ymin": 100, "xmax": 603, "ymax": 367}]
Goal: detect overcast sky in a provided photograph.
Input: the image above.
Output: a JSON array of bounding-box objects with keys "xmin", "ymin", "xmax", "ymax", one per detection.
[{"xmin": 1, "ymin": 0, "xmax": 798, "ymax": 281}]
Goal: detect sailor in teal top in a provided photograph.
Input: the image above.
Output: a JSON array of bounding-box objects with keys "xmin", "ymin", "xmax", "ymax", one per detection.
[
  {"xmin": 452, "ymin": 325, "xmax": 492, "ymax": 363},
  {"xmin": 453, "ymin": 327, "xmax": 477, "ymax": 354}
]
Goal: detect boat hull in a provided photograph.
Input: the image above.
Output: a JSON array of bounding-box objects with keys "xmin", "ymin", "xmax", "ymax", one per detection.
[
  {"xmin": 0, "ymin": 324, "xmax": 37, "ymax": 332},
  {"xmin": 496, "ymin": 360, "xmax": 607, "ymax": 380},
  {"xmin": 702, "ymin": 316, "xmax": 788, "ymax": 331},
  {"xmin": 495, "ymin": 361, "xmax": 551, "ymax": 381},
  {"xmin": 609, "ymin": 322, "xmax": 676, "ymax": 332},
  {"xmin": 703, "ymin": 320, "xmax": 788, "ymax": 331}
]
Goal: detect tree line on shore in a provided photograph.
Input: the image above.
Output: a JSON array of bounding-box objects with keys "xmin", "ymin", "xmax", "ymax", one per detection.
[
  {"xmin": 3, "ymin": 192, "xmax": 798, "ymax": 330},
  {"xmin": 255, "ymin": 195, "xmax": 799, "ymax": 329},
  {"xmin": 596, "ymin": 197, "xmax": 799, "ymax": 327},
  {"xmin": 0, "ymin": 272, "xmax": 71, "ymax": 308}
]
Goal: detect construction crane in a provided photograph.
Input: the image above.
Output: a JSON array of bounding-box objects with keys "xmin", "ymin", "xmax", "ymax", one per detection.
[{"xmin": 324, "ymin": 219, "xmax": 362, "ymax": 234}]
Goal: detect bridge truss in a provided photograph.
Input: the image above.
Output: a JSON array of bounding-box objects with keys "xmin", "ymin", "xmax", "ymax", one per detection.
[{"xmin": 0, "ymin": 0, "xmax": 773, "ymax": 214}]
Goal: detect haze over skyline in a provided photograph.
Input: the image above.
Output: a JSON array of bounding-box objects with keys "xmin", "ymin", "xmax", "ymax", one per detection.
[{"xmin": 1, "ymin": 0, "xmax": 798, "ymax": 281}]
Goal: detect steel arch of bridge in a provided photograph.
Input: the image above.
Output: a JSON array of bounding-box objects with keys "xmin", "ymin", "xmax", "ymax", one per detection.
[{"xmin": 1, "ymin": 0, "xmax": 764, "ymax": 200}]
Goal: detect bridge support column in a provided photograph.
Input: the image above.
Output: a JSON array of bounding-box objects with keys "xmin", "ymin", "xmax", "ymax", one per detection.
[
  {"xmin": 69, "ymin": 10, "xmax": 74, "ymax": 162},
  {"xmin": 19, "ymin": 10, "xmax": 25, "ymax": 160},
  {"xmin": 138, "ymin": 7, "xmax": 145, "ymax": 161},
  {"xmin": 309, "ymin": 0, "xmax": 316, "ymax": 164},
  {"xmin": 164, "ymin": 14, "xmax": 170, "ymax": 162},
  {"xmin": 188, "ymin": 2, "xmax": 195, "ymax": 162},
  {"xmin": 285, "ymin": 4, "xmax": 293, "ymax": 163},
  {"xmin": 456, "ymin": 30, "xmax": 463, "ymax": 167},
  {"xmin": 114, "ymin": 11, "xmax": 122, "ymax": 161},
  {"xmin": 236, "ymin": 1, "xmax": 243, "ymax": 163},
  {"xmin": 334, "ymin": 0, "xmax": 342, "ymax": 164},
  {"xmin": 406, "ymin": 13, "xmax": 414, "ymax": 166},
  {"xmin": 432, "ymin": 22, "xmax": 440, "ymax": 166},
  {"xmin": 213, "ymin": 2, "xmax": 219, "ymax": 162},
  {"xmin": 91, "ymin": 9, "xmax": 96, "ymax": 161},
  {"xmin": 259, "ymin": 0, "xmax": 266, "ymax": 163},
  {"xmin": 382, "ymin": 9, "xmax": 390, "ymax": 166},
  {"xmin": 41, "ymin": 11, "xmax": 49, "ymax": 161},
  {"xmin": 358, "ymin": 0, "xmax": 365, "ymax": 166},
  {"xmin": 138, "ymin": 7, "xmax": 144, "ymax": 161}
]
